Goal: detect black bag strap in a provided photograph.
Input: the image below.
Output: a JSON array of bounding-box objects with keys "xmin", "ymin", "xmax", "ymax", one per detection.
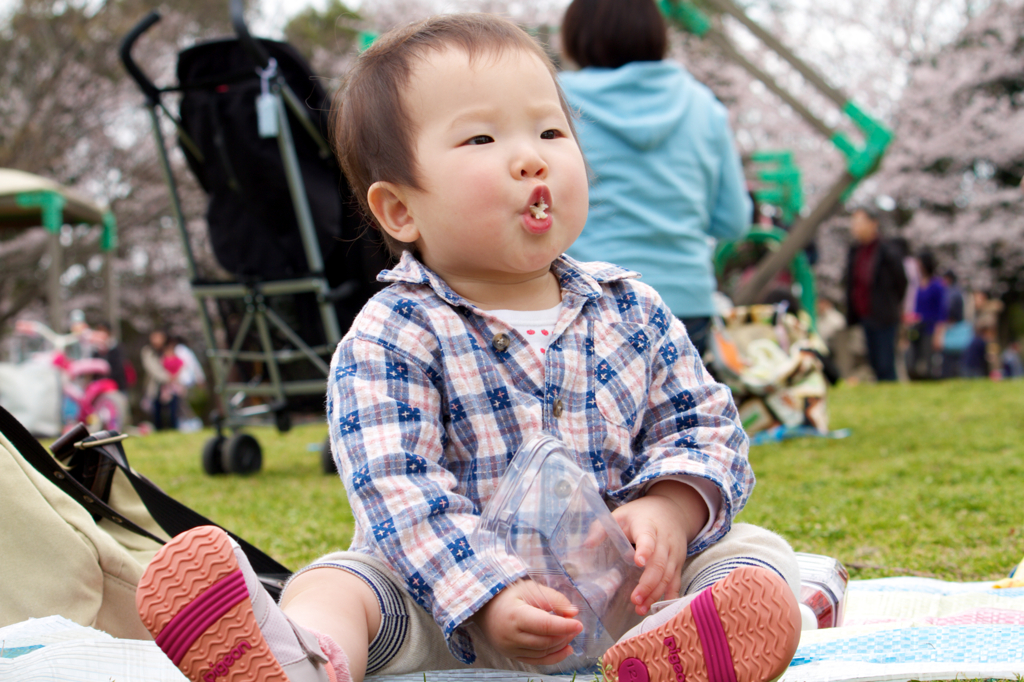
[
  {"xmin": 0, "ymin": 404, "xmax": 290, "ymax": 596},
  {"xmin": 1, "ymin": 405, "xmax": 168, "ymax": 543},
  {"xmin": 85, "ymin": 431, "xmax": 289, "ymax": 578}
]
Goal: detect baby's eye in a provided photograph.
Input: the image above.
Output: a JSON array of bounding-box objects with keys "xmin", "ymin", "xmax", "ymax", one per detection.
[
  {"xmin": 464, "ymin": 135, "xmax": 494, "ymax": 146},
  {"xmin": 540, "ymin": 129, "xmax": 562, "ymax": 140}
]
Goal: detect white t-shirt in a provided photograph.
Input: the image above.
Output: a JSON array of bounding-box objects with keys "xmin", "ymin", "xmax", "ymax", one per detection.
[{"xmin": 487, "ymin": 303, "xmax": 562, "ymax": 357}]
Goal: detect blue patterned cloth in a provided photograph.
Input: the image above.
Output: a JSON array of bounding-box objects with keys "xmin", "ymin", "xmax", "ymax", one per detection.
[
  {"xmin": 791, "ymin": 625, "xmax": 1024, "ymax": 666},
  {"xmin": 326, "ymin": 252, "xmax": 751, "ymax": 663}
]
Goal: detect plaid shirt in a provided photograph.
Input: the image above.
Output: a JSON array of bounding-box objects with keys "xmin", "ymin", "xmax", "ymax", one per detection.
[{"xmin": 326, "ymin": 252, "xmax": 752, "ymax": 663}]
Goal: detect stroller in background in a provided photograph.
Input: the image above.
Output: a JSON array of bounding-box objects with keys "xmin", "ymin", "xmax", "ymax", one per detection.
[{"xmin": 120, "ymin": 1, "xmax": 387, "ymax": 475}]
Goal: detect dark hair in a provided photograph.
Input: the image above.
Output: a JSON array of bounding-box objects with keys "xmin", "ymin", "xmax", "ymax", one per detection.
[
  {"xmin": 332, "ymin": 13, "xmax": 578, "ymax": 257},
  {"xmin": 918, "ymin": 250, "xmax": 938, "ymax": 279},
  {"xmin": 561, "ymin": 0, "xmax": 668, "ymax": 69},
  {"xmin": 891, "ymin": 237, "xmax": 910, "ymax": 259}
]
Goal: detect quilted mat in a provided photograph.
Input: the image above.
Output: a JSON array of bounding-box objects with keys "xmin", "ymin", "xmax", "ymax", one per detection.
[
  {"xmin": 779, "ymin": 576, "xmax": 1024, "ymax": 682},
  {"xmin": 4, "ymin": 577, "xmax": 1024, "ymax": 681}
]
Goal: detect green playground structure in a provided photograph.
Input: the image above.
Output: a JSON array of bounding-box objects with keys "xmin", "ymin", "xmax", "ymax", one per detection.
[
  {"xmin": 713, "ymin": 226, "xmax": 818, "ymax": 326},
  {"xmin": 0, "ymin": 168, "xmax": 119, "ymax": 335},
  {"xmin": 720, "ymin": 151, "xmax": 818, "ymax": 327},
  {"xmin": 751, "ymin": 150, "xmax": 803, "ymax": 226},
  {"xmin": 660, "ymin": 0, "xmax": 892, "ymax": 305}
]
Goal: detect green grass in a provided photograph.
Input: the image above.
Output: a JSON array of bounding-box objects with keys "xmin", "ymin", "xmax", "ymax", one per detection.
[
  {"xmin": 123, "ymin": 379, "xmax": 1024, "ymax": 579},
  {"xmin": 740, "ymin": 379, "xmax": 1024, "ymax": 582},
  {"xmin": 125, "ymin": 424, "xmax": 349, "ymax": 569}
]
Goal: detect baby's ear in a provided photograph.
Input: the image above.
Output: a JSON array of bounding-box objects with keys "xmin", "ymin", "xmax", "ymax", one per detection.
[{"xmin": 367, "ymin": 181, "xmax": 419, "ymax": 244}]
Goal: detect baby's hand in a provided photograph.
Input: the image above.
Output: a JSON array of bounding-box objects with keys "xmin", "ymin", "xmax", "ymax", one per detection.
[
  {"xmin": 472, "ymin": 580, "xmax": 583, "ymax": 664},
  {"xmin": 612, "ymin": 480, "xmax": 708, "ymax": 615}
]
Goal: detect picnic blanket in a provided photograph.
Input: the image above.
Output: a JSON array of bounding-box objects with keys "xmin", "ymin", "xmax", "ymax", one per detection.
[
  {"xmin": 4, "ymin": 578, "xmax": 1024, "ymax": 682},
  {"xmin": 779, "ymin": 577, "xmax": 1024, "ymax": 682}
]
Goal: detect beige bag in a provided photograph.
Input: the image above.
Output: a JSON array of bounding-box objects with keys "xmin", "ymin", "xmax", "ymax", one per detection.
[
  {"xmin": 0, "ymin": 405, "xmax": 289, "ymax": 639},
  {"xmin": 0, "ymin": 428, "xmax": 162, "ymax": 638}
]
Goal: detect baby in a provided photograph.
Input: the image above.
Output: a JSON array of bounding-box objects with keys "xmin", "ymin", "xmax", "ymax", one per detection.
[
  {"xmin": 135, "ymin": 13, "xmax": 801, "ymax": 682},
  {"xmin": 160, "ymin": 343, "xmax": 185, "ymax": 405}
]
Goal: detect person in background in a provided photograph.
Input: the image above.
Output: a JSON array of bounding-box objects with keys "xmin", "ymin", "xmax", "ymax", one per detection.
[
  {"xmin": 892, "ymin": 237, "xmax": 919, "ymax": 380},
  {"xmin": 172, "ymin": 336, "xmax": 206, "ymax": 391},
  {"xmin": 963, "ymin": 324, "xmax": 999, "ymax": 378},
  {"xmin": 909, "ymin": 251, "xmax": 946, "ymax": 380},
  {"xmin": 88, "ymin": 320, "xmax": 130, "ymax": 394},
  {"xmin": 844, "ymin": 206, "xmax": 908, "ymax": 381},
  {"xmin": 159, "ymin": 339, "xmax": 186, "ymax": 420},
  {"xmin": 939, "ymin": 270, "xmax": 971, "ymax": 378},
  {"xmin": 963, "ymin": 291, "xmax": 1005, "ymax": 379},
  {"xmin": 1002, "ymin": 340, "xmax": 1023, "ymax": 378},
  {"xmin": 999, "ymin": 337, "xmax": 1024, "ymax": 376},
  {"xmin": 172, "ymin": 335, "xmax": 206, "ymax": 431},
  {"xmin": 893, "ymin": 238, "xmax": 920, "ymax": 324},
  {"xmin": 140, "ymin": 329, "xmax": 176, "ymax": 430},
  {"xmin": 559, "ymin": 0, "xmax": 751, "ymax": 357}
]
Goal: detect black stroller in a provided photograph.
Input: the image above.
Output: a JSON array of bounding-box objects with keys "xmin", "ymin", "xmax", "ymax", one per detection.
[{"xmin": 120, "ymin": 1, "xmax": 387, "ymax": 475}]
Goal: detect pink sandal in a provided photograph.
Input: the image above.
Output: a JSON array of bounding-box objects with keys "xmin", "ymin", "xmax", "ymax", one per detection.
[
  {"xmin": 136, "ymin": 525, "xmax": 335, "ymax": 682},
  {"xmin": 602, "ymin": 566, "xmax": 801, "ymax": 682}
]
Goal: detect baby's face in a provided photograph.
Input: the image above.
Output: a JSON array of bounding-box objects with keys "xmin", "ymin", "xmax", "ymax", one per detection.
[{"xmin": 395, "ymin": 46, "xmax": 588, "ymax": 288}]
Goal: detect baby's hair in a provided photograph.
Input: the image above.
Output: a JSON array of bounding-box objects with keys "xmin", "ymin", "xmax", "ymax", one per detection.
[{"xmin": 331, "ymin": 13, "xmax": 579, "ymax": 256}]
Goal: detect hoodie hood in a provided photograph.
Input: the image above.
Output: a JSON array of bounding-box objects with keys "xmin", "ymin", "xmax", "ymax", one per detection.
[{"xmin": 560, "ymin": 60, "xmax": 697, "ymax": 151}]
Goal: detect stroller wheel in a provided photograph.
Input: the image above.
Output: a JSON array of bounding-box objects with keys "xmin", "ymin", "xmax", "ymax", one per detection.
[
  {"xmin": 222, "ymin": 433, "xmax": 262, "ymax": 474},
  {"xmin": 321, "ymin": 436, "xmax": 337, "ymax": 475},
  {"xmin": 201, "ymin": 436, "xmax": 226, "ymax": 475},
  {"xmin": 274, "ymin": 409, "xmax": 292, "ymax": 433}
]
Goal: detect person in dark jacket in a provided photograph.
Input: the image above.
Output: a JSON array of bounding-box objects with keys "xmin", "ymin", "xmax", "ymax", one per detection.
[
  {"xmin": 89, "ymin": 320, "xmax": 130, "ymax": 393},
  {"xmin": 844, "ymin": 206, "xmax": 908, "ymax": 381}
]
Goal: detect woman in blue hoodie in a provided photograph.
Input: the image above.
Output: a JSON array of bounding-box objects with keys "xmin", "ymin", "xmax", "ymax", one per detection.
[{"xmin": 560, "ymin": 0, "xmax": 751, "ymax": 355}]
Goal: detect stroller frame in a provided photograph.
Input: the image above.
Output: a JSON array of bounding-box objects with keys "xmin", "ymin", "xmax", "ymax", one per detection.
[{"xmin": 120, "ymin": 1, "xmax": 346, "ymax": 474}]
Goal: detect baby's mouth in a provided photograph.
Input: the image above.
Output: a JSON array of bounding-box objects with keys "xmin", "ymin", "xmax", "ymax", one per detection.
[{"xmin": 529, "ymin": 199, "xmax": 549, "ymax": 220}]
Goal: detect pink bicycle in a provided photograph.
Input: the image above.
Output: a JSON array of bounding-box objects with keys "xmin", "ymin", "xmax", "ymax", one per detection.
[{"xmin": 13, "ymin": 320, "xmax": 128, "ymax": 433}]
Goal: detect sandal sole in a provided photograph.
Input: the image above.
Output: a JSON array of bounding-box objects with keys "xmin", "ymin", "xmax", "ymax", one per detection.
[
  {"xmin": 602, "ymin": 566, "xmax": 801, "ymax": 682},
  {"xmin": 136, "ymin": 525, "xmax": 289, "ymax": 682}
]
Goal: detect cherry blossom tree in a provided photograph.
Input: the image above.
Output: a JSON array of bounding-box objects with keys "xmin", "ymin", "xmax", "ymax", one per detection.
[
  {"xmin": 2, "ymin": 0, "xmax": 1016, "ymax": 357},
  {"xmin": 870, "ymin": 0, "xmax": 1024, "ymax": 299},
  {"xmin": 0, "ymin": 0, "xmax": 233, "ymax": 349},
  {"xmin": 664, "ymin": 0, "xmax": 1004, "ymax": 304}
]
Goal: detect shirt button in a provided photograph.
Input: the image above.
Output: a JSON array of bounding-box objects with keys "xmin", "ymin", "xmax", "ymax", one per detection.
[
  {"xmin": 492, "ymin": 333, "xmax": 511, "ymax": 352},
  {"xmin": 552, "ymin": 398, "xmax": 564, "ymax": 418}
]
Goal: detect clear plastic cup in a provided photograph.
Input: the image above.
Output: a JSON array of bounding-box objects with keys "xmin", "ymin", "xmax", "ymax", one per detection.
[
  {"xmin": 470, "ymin": 434, "xmax": 644, "ymax": 674},
  {"xmin": 796, "ymin": 552, "xmax": 849, "ymax": 629}
]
